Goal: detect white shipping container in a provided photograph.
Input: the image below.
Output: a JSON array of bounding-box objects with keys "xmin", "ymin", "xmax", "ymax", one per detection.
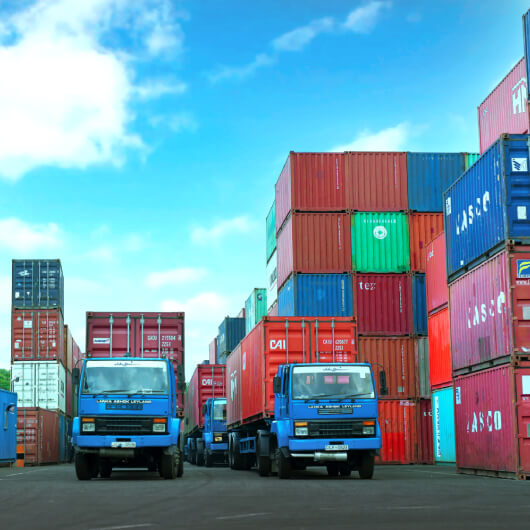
[
  {"xmin": 266, "ymin": 250, "xmax": 277, "ymax": 311},
  {"xmin": 11, "ymin": 361, "xmax": 66, "ymax": 413}
]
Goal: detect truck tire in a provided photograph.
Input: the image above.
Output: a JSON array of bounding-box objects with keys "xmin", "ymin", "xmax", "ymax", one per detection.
[
  {"xmin": 176, "ymin": 450, "xmax": 184, "ymax": 478},
  {"xmin": 99, "ymin": 460, "xmax": 112, "ymax": 479},
  {"xmin": 257, "ymin": 434, "xmax": 271, "ymax": 477},
  {"xmin": 205, "ymin": 450, "xmax": 214, "ymax": 467},
  {"xmin": 339, "ymin": 464, "xmax": 352, "ymax": 477},
  {"xmin": 277, "ymin": 449, "xmax": 291, "ymax": 479},
  {"xmin": 359, "ymin": 453, "xmax": 374, "ymax": 480},
  {"xmin": 326, "ymin": 463, "xmax": 339, "ymax": 477},
  {"xmin": 229, "ymin": 433, "xmax": 244, "ymax": 470},
  {"xmin": 75, "ymin": 453, "xmax": 93, "ymax": 481},
  {"xmin": 160, "ymin": 453, "xmax": 177, "ymax": 479},
  {"xmin": 196, "ymin": 442, "xmax": 205, "ymax": 467}
]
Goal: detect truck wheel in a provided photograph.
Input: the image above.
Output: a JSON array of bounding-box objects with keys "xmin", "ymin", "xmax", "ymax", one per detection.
[
  {"xmin": 257, "ymin": 434, "xmax": 271, "ymax": 477},
  {"xmin": 176, "ymin": 450, "xmax": 184, "ymax": 478},
  {"xmin": 326, "ymin": 463, "xmax": 339, "ymax": 477},
  {"xmin": 359, "ymin": 453, "xmax": 374, "ymax": 480},
  {"xmin": 229, "ymin": 433, "xmax": 244, "ymax": 470},
  {"xmin": 277, "ymin": 449, "xmax": 291, "ymax": 479},
  {"xmin": 160, "ymin": 454, "xmax": 177, "ymax": 479},
  {"xmin": 339, "ymin": 464, "xmax": 351, "ymax": 477},
  {"xmin": 196, "ymin": 450, "xmax": 204, "ymax": 467},
  {"xmin": 75, "ymin": 453, "xmax": 92, "ymax": 481},
  {"xmin": 205, "ymin": 451, "xmax": 214, "ymax": 467},
  {"xmin": 99, "ymin": 460, "xmax": 112, "ymax": 479}
]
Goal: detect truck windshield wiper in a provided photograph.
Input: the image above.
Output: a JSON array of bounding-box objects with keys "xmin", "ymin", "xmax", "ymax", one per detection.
[{"xmin": 308, "ymin": 392, "xmax": 373, "ymax": 400}]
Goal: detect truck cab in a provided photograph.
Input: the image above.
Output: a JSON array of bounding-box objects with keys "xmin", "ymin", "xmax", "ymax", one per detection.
[
  {"xmin": 72, "ymin": 357, "xmax": 183, "ymax": 480},
  {"xmin": 201, "ymin": 398, "xmax": 228, "ymax": 466}
]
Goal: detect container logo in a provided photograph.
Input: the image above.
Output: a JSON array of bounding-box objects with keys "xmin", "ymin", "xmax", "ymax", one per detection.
[
  {"xmin": 373, "ymin": 226, "xmax": 387, "ymax": 240},
  {"xmin": 17, "ymin": 270, "xmax": 30, "ymax": 277},
  {"xmin": 467, "ymin": 410, "xmax": 502, "ymax": 433},
  {"xmin": 467, "ymin": 290, "xmax": 506, "ymax": 329},
  {"xmin": 512, "ymin": 77, "xmax": 527, "ymax": 115},
  {"xmin": 270, "ymin": 339, "xmax": 286, "ymax": 350},
  {"xmin": 230, "ymin": 370, "xmax": 238, "ymax": 400},
  {"xmin": 517, "ymin": 260, "xmax": 530, "ymax": 278},
  {"xmin": 511, "ymin": 157, "xmax": 528, "ymax": 172},
  {"xmin": 93, "ymin": 338, "xmax": 111, "ymax": 344},
  {"xmin": 455, "ymin": 191, "xmax": 490, "ymax": 236}
]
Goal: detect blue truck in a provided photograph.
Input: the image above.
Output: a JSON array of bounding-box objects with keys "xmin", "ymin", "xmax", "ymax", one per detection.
[
  {"xmin": 194, "ymin": 398, "xmax": 228, "ymax": 466},
  {"xmin": 0, "ymin": 389, "xmax": 17, "ymax": 466},
  {"xmin": 72, "ymin": 358, "xmax": 184, "ymax": 480}
]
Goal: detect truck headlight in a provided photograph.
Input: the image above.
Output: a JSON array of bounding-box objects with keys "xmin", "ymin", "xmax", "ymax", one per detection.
[
  {"xmin": 153, "ymin": 418, "xmax": 167, "ymax": 432},
  {"xmin": 295, "ymin": 422, "xmax": 308, "ymax": 436},
  {"xmin": 82, "ymin": 418, "xmax": 95, "ymax": 432},
  {"xmin": 214, "ymin": 434, "xmax": 223, "ymax": 442},
  {"xmin": 362, "ymin": 421, "xmax": 375, "ymax": 435}
]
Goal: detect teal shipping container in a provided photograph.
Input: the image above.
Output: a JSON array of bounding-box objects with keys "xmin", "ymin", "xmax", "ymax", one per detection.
[
  {"xmin": 432, "ymin": 386, "xmax": 456, "ymax": 464},
  {"xmin": 245, "ymin": 288, "xmax": 267, "ymax": 334},
  {"xmin": 266, "ymin": 201, "xmax": 276, "ymax": 263}
]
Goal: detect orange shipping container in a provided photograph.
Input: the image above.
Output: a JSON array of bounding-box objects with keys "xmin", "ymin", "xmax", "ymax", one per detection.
[
  {"xmin": 428, "ymin": 308, "xmax": 452, "ymax": 389},
  {"xmin": 408, "ymin": 213, "xmax": 444, "ymax": 272}
]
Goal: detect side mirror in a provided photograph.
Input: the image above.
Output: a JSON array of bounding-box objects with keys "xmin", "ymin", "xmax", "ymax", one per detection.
[
  {"xmin": 273, "ymin": 376, "xmax": 282, "ymax": 394},
  {"xmin": 202, "ymin": 404, "xmax": 207, "ymax": 415},
  {"xmin": 379, "ymin": 370, "xmax": 388, "ymax": 396},
  {"xmin": 72, "ymin": 368, "xmax": 80, "ymax": 386}
]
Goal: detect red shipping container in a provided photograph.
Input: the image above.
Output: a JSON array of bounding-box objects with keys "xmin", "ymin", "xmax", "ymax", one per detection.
[
  {"xmin": 417, "ymin": 399, "xmax": 434, "ymax": 464},
  {"xmin": 454, "ymin": 365, "xmax": 530, "ymax": 478},
  {"xmin": 478, "ymin": 58, "xmax": 528, "ymax": 153},
  {"xmin": 346, "ymin": 152, "xmax": 408, "ymax": 211},
  {"xmin": 275, "ymin": 152, "xmax": 346, "ymax": 232},
  {"xmin": 12, "ymin": 309, "xmax": 65, "ymax": 364},
  {"xmin": 72, "ymin": 336, "xmax": 81, "ymax": 370},
  {"xmin": 408, "ymin": 213, "xmax": 444, "ymax": 272},
  {"xmin": 209, "ymin": 338, "xmax": 217, "ymax": 365},
  {"xmin": 358, "ymin": 337, "xmax": 417, "ymax": 399},
  {"xmin": 17, "ymin": 407, "xmax": 59, "ymax": 465},
  {"xmin": 226, "ymin": 317, "xmax": 358, "ymax": 428},
  {"xmin": 184, "ymin": 364, "xmax": 226, "ymax": 435},
  {"xmin": 276, "ymin": 213, "xmax": 351, "ymax": 290},
  {"xmin": 376, "ymin": 400, "xmax": 418, "ymax": 464},
  {"xmin": 355, "ymin": 274, "xmax": 412, "ymax": 335},
  {"xmin": 449, "ymin": 248, "xmax": 530, "ymax": 374},
  {"xmin": 428, "ymin": 308, "xmax": 451, "ymax": 389},
  {"xmin": 426, "ymin": 232, "xmax": 448, "ymax": 315}
]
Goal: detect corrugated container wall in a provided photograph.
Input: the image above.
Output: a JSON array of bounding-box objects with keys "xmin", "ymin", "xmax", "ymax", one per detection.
[
  {"xmin": 432, "ymin": 386, "xmax": 456, "ymax": 464},
  {"xmin": 12, "ymin": 259, "xmax": 64, "ymax": 314},
  {"xmin": 415, "ymin": 338, "xmax": 430, "ymax": 399},
  {"xmin": 425, "ymin": 232, "xmax": 448, "ymax": 314},
  {"xmin": 443, "ymin": 134, "xmax": 530, "ymax": 281},
  {"xmin": 418, "ymin": 399, "xmax": 434, "ymax": 464},
  {"xmin": 428, "ymin": 308, "xmax": 451, "ymax": 389},
  {"xmin": 266, "ymin": 250, "xmax": 277, "ymax": 311},
  {"xmin": 464, "ymin": 153, "xmax": 480, "ymax": 171},
  {"xmin": 355, "ymin": 274, "xmax": 412, "ymax": 335},
  {"xmin": 277, "ymin": 213, "xmax": 351, "ymax": 290},
  {"xmin": 408, "ymin": 213, "xmax": 444, "ymax": 272},
  {"xmin": 525, "ymin": 11, "xmax": 530, "ymax": 95},
  {"xmin": 407, "ymin": 153, "xmax": 465, "ymax": 212},
  {"xmin": 245, "ymin": 288, "xmax": 267, "ymax": 334},
  {"xmin": 346, "ymin": 152, "xmax": 408, "ymax": 211},
  {"xmin": 64, "ymin": 325, "xmax": 73, "ymax": 372},
  {"xmin": 278, "ymin": 274, "xmax": 353, "ymax": 318},
  {"xmin": 275, "ymin": 152, "xmax": 346, "ymax": 232},
  {"xmin": 266, "ymin": 201, "xmax": 276, "ymax": 262},
  {"xmin": 412, "ymin": 274, "xmax": 427, "ymax": 336},
  {"xmin": 17, "ymin": 407, "xmax": 59, "ymax": 465},
  {"xmin": 351, "ymin": 213, "xmax": 410, "ymax": 273},
  {"xmin": 218, "ymin": 317, "xmax": 245, "ymax": 356},
  {"xmin": 478, "ymin": 58, "xmax": 528, "ymax": 154}
]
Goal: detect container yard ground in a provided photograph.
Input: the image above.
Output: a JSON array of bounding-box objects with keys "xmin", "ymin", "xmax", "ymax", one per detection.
[{"xmin": 1, "ymin": 464, "xmax": 529, "ymax": 530}]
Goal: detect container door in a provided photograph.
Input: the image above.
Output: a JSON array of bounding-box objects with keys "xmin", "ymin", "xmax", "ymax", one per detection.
[
  {"xmin": 516, "ymin": 369, "xmax": 530, "ymax": 474},
  {"xmin": 310, "ymin": 319, "xmax": 357, "ymax": 363},
  {"xmin": 510, "ymin": 252, "xmax": 530, "ymax": 356}
]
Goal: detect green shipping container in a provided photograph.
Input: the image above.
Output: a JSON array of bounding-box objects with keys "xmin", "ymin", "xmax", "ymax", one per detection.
[
  {"xmin": 463, "ymin": 153, "xmax": 479, "ymax": 171},
  {"xmin": 266, "ymin": 201, "xmax": 276, "ymax": 262},
  {"xmin": 351, "ymin": 212, "xmax": 410, "ymax": 272},
  {"xmin": 245, "ymin": 288, "xmax": 267, "ymax": 334}
]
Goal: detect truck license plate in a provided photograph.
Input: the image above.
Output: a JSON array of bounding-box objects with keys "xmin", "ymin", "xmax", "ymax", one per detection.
[
  {"xmin": 325, "ymin": 444, "xmax": 349, "ymax": 451},
  {"xmin": 111, "ymin": 442, "xmax": 136, "ymax": 448}
]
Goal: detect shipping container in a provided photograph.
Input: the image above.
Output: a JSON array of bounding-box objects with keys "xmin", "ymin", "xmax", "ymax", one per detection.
[
  {"xmin": 65, "ymin": 370, "xmax": 72, "ymax": 417},
  {"xmin": 412, "ymin": 273, "xmax": 427, "ymax": 336},
  {"xmin": 277, "ymin": 273, "xmax": 353, "ymax": 318},
  {"xmin": 266, "ymin": 201, "xmax": 276, "ymax": 263},
  {"xmin": 444, "ymin": 134, "xmax": 530, "ymax": 280},
  {"xmin": 355, "ymin": 274, "xmax": 412, "ymax": 335},
  {"xmin": 11, "ymin": 309, "xmax": 65, "ymax": 364},
  {"xmin": 432, "ymin": 386, "xmax": 456, "ymax": 464},
  {"xmin": 415, "ymin": 337, "xmax": 430, "ymax": 399},
  {"xmin": 17, "ymin": 407, "xmax": 60, "ymax": 465},
  {"xmin": 275, "ymin": 152, "xmax": 347, "ymax": 232},
  {"xmin": 277, "ymin": 212, "xmax": 351, "ymax": 289},
  {"xmin": 266, "ymin": 250, "xmax": 278, "ymax": 311},
  {"xmin": 409, "ymin": 213, "xmax": 444, "ymax": 272},
  {"xmin": 449, "ymin": 247, "xmax": 530, "ymax": 374},
  {"xmin": 209, "ymin": 338, "xmax": 217, "ymax": 365},
  {"xmin": 346, "ymin": 152, "xmax": 408, "ymax": 211},
  {"xmin": 376, "ymin": 400, "xmax": 417, "ymax": 464},
  {"xmin": 226, "ymin": 317, "xmax": 358, "ymax": 427},
  {"xmin": 72, "ymin": 336, "xmax": 81, "ymax": 371},
  {"xmin": 454, "ymin": 365, "xmax": 530, "ymax": 478},
  {"xmin": 11, "ymin": 361, "xmax": 66, "ymax": 414},
  {"xmin": 267, "ymin": 302, "xmax": 278, "ymax": 317},
  {"xmin": 358, "ymin": 337, "xmax": 416, "ymax": 399},
  {"xmin": 426, "ymin": 232, "xmax": 448, "ymax": 315},
  {"xmin": 478, "ymin": 58, "xmax": 528, "ymax": 154},
  {"xmin": 351, "ymin": 213, "xmax": 410, "ymax": 273},
  {"xmin": 12, "ymin": 259, "xmax": 64, "ymax": 314},
  {"xmin": 418, "ymin": 399, "xmax": 433, "ymax": 464},
  {"xmin": 237, "ymin": 308, "xmax": 245, "ymax": 319},
  {"xmin": 0, "ymin": 389, "xmax": 17, "ymax": 464},
  {"xmin": 464, "ymin": 153, "xmax": 480, "ymax": 171},
  {"xmin": 525, "ymin": 11, "xmax": 530, "ymax": 98},
  {"xmin": 428, "ymin": 308, "xmax": 451, "ymax": 389},
  {"xmin": 64, "ymin": 325, "xmax": 72, "ymax": 372},
  {"xmin": 183, "ymin": 364, "xmax": 226, "ymax": 435},
  {"xmin": 218, "ymin": 317, "xmax": 245, "ymax": 356},
  {"xmin": 245, "ymin": 288, "xmax": 267, "ymax": 334}
]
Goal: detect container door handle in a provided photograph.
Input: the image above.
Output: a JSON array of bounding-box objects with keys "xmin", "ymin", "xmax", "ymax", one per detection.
[
  {"xmin": 315, "ymin": 320, "xmax": 319, "ymax": 363},
  {"xmin": 157, "ymin": 315, "xmax": 162, "ymax": 358},
  {"xmin": 140, "ymin": 315, "xmax": 144, "ymax": 357},
  {"xmin": 109, "ymin": 314, "xmax": 114, "ymax": 358},
  {"xmin": 285, "ymin": 320, "xmax": 289, "ymax": 364},
  {"xmin": 301, "ymin": 320, "xmax": 306, "ymax": 363},
  {"xmin": 332, "ymin": 319, "xmax": 335, "ymax": 363},
  {"xmin": 126, "ymin": 314, "xmax": 131, "ymax": 355}
]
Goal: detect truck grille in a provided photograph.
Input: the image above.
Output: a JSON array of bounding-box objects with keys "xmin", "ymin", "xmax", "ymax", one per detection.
[
  {"xmin": 307, "ymin": 420, "xmax": 371, "ymax": 438},
  {"xmin": 92, "ymin": 416, "xmax": 161, "ymax": 435}
]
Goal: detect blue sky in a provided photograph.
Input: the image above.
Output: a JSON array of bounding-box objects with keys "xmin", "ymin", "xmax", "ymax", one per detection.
[{"xmin": 0, "ymin": 0, "xmax": 528, "ymax": 377}]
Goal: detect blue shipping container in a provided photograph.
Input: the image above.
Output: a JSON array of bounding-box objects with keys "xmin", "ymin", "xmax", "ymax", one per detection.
[
  {"xmin": 277, "ymin": 274, "xmax": 353, "ymax": 317},
  {"xmin": 407, "ymin": 153, "xmax": 465, "ymax": 212},
  {"xmin": 524, "ymin": 10, "xmax": 530, "ymax": 91},
  {"xmin": 217, "ymin": 317, "xmax": 245, "ymax": 355},
  {"xmin": 412, "ymin": 273, "xmax": 427, "ymax": 335},
  {"xmin": 432, "ymin": 386, "xmax": 456, "ymax": 464},
  {"xmin": 12, "ymin": 259, "xmax": 64, "ymax": 314},
  {"xmin": 443, "ymin": 135, "xmax": 530, "ymax": 280},
  {"xmin": 0, "ymin": 390, "xmax": 17, "ymax": 464}
]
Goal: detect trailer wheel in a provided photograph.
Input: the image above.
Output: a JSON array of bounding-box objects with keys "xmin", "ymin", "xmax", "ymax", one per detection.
[
  {"xmin": 75, "ymin": 453, "xmax": 93, "ymax": 481},
  {"xmin": 99, "ymin": 460, "xmax": 112, "ymax": 479},
  {"xmin": 229, "ymin": 433, "xmax": 244, "ymax": 470},
  {"xmin": 277, "ymin": 449, "xmax": 291, "ymax": 479},
  {"xmin": 205, "ymin": 450, "xmax": 214, "ymax": 467},
  {"xmin": 176, "ymin": 449, "xmax": 184, "ymax": 478},
  {"xmin": 326, "ymin": 463, "xmax": 339, "ymax": 477},
  {"xmin": 160, "ymin": 453, "xmax": 177, "ymax": 479},
  {"xmin": 359, "ymin": 453, "xmax": 374, "ymax": 480},
  {"xmin": 257, "ymin": 433, "xmax": 271, "ymax": 477}
]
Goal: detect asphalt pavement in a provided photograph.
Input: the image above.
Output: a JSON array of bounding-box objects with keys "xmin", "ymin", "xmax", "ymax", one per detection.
[{"xmin": 1, "ymin": 463, "xmax": 529, "ymax": 529}]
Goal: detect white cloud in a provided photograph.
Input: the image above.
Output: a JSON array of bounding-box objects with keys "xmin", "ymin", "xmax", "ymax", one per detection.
[
  {"xmin": 134, "ymin": 80, "xmax": 188, "ymax": 100},
  {"xmin": 207, "ymin": 53, "xmax": 275, "ymax": 83},
  {"xmin": 343, "ymin": 1, "xmax": 391, "ymax": 33},
  {"xmin": 191, "ymin": 216, "xmax": 254, "ymax": 245},
  {"xmin": 272, "ymin": 17, "xmax": 334, "ymax": 52},
  {"xmin": 146, "ymin": 267, "xmax": 207, "ymax": 288},
  {"xmin": 86, "ymin": 245, "xmax": 116, "ymax": 263},
  {"xmin": 0, "ymin": 218, "xmax": 63, "ymax": 252},
  {"xmin": 168, "ymin": 112, "xmax": 199, "ymax": 133},
  {"xmin": 331, "ymin": 122, "xmax": 413, "ymax": 152},
  {"xmin": 123, "ymin": 233, "xmax": 145, "ymax": 252}
]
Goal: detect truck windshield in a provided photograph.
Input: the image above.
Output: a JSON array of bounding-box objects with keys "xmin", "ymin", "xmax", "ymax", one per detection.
[
  {"xmin": 291, "ymin": 365, "xmax": 375, "ymax": 400},
  {"xmin": 213, "ymin": 400, "xmax": 227, "ymax": 421},
  {"xmin": 81, "ymin": 359, "xmax": 169, "ymax": 395}
]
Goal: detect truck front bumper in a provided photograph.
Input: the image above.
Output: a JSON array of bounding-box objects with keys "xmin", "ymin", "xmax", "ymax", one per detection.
[
  {"xmin": 288, "ymin": 437, "xmax": 381, "ymax": 454},
  {"xmin": 74, "ymin": 433, "xmax": 179, "ymax": 450},
  {"xmin": 208, "ymin": 442, "xmax": 228, "ymax": 452}
]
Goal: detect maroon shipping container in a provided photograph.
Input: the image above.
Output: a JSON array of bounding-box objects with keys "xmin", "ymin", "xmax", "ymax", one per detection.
[
  {"xmin": 358, "ymin": 337, "xmax": 417, "ymax": 399},
  {"xmin": 226, "ymin": 317, "xmax": 358, "ymax": 428},
  {"xmin": 12, "ymin": 309, "xmax": 65, "ymax": 364},
  {"xmin": 449, "ymin": 247, "xmax": 530, "ymax": 375},
  {"xmin": 275, "ymin": 152, "xmax": 346, "ymax": 232},
  {"xmin": 184, "ymin": 364, "xmax": 226, "ymax": 435},
  {"xmin": 429, "ymin": 308, "xmax": 452, "ymax": 389},
  {"xmin": 454, "ymin": 365, "xmax": 530, "ymax": 478},
  {"xmin": 478, "ymin": 58, "xmax": 528, "ymax": 153},
  {"xmin": 267, "ymin": 302, "xmax": 278, "ymax": 317},
  {"xmin": 426, "ymin": 232, "xmax": 448, "ymax": 315},
  {"xmin": 209, "ymin": 338, "xmax": 217, "ymax": 365},
  {"xmin": 408, "ymin": 213, "xmax": 444, "ymax": 273},
  {"xmin": 417, "ymin": 399, "xmax": 434, "ymax": 464},
  {"xmin": 355, "ymin": 274, "xmax": 412, "ymax": 335},
  {"xmin": 376, "ymin": 400, "xmax": 418, "ymax": 464},
  {"xmin": 17, "ymin": 407, "xmax": 59, "ymax": 465},
  {"xmin": 346, "ymin": 152, "xmax": 408, "ymax": 211},
  {"xmin": 276, "ymin": 212, "xmax": 351, "ymax": 290},
  {"xmin": 72, "ymin": 336, "xmax": 81, "ymax": 371}
]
